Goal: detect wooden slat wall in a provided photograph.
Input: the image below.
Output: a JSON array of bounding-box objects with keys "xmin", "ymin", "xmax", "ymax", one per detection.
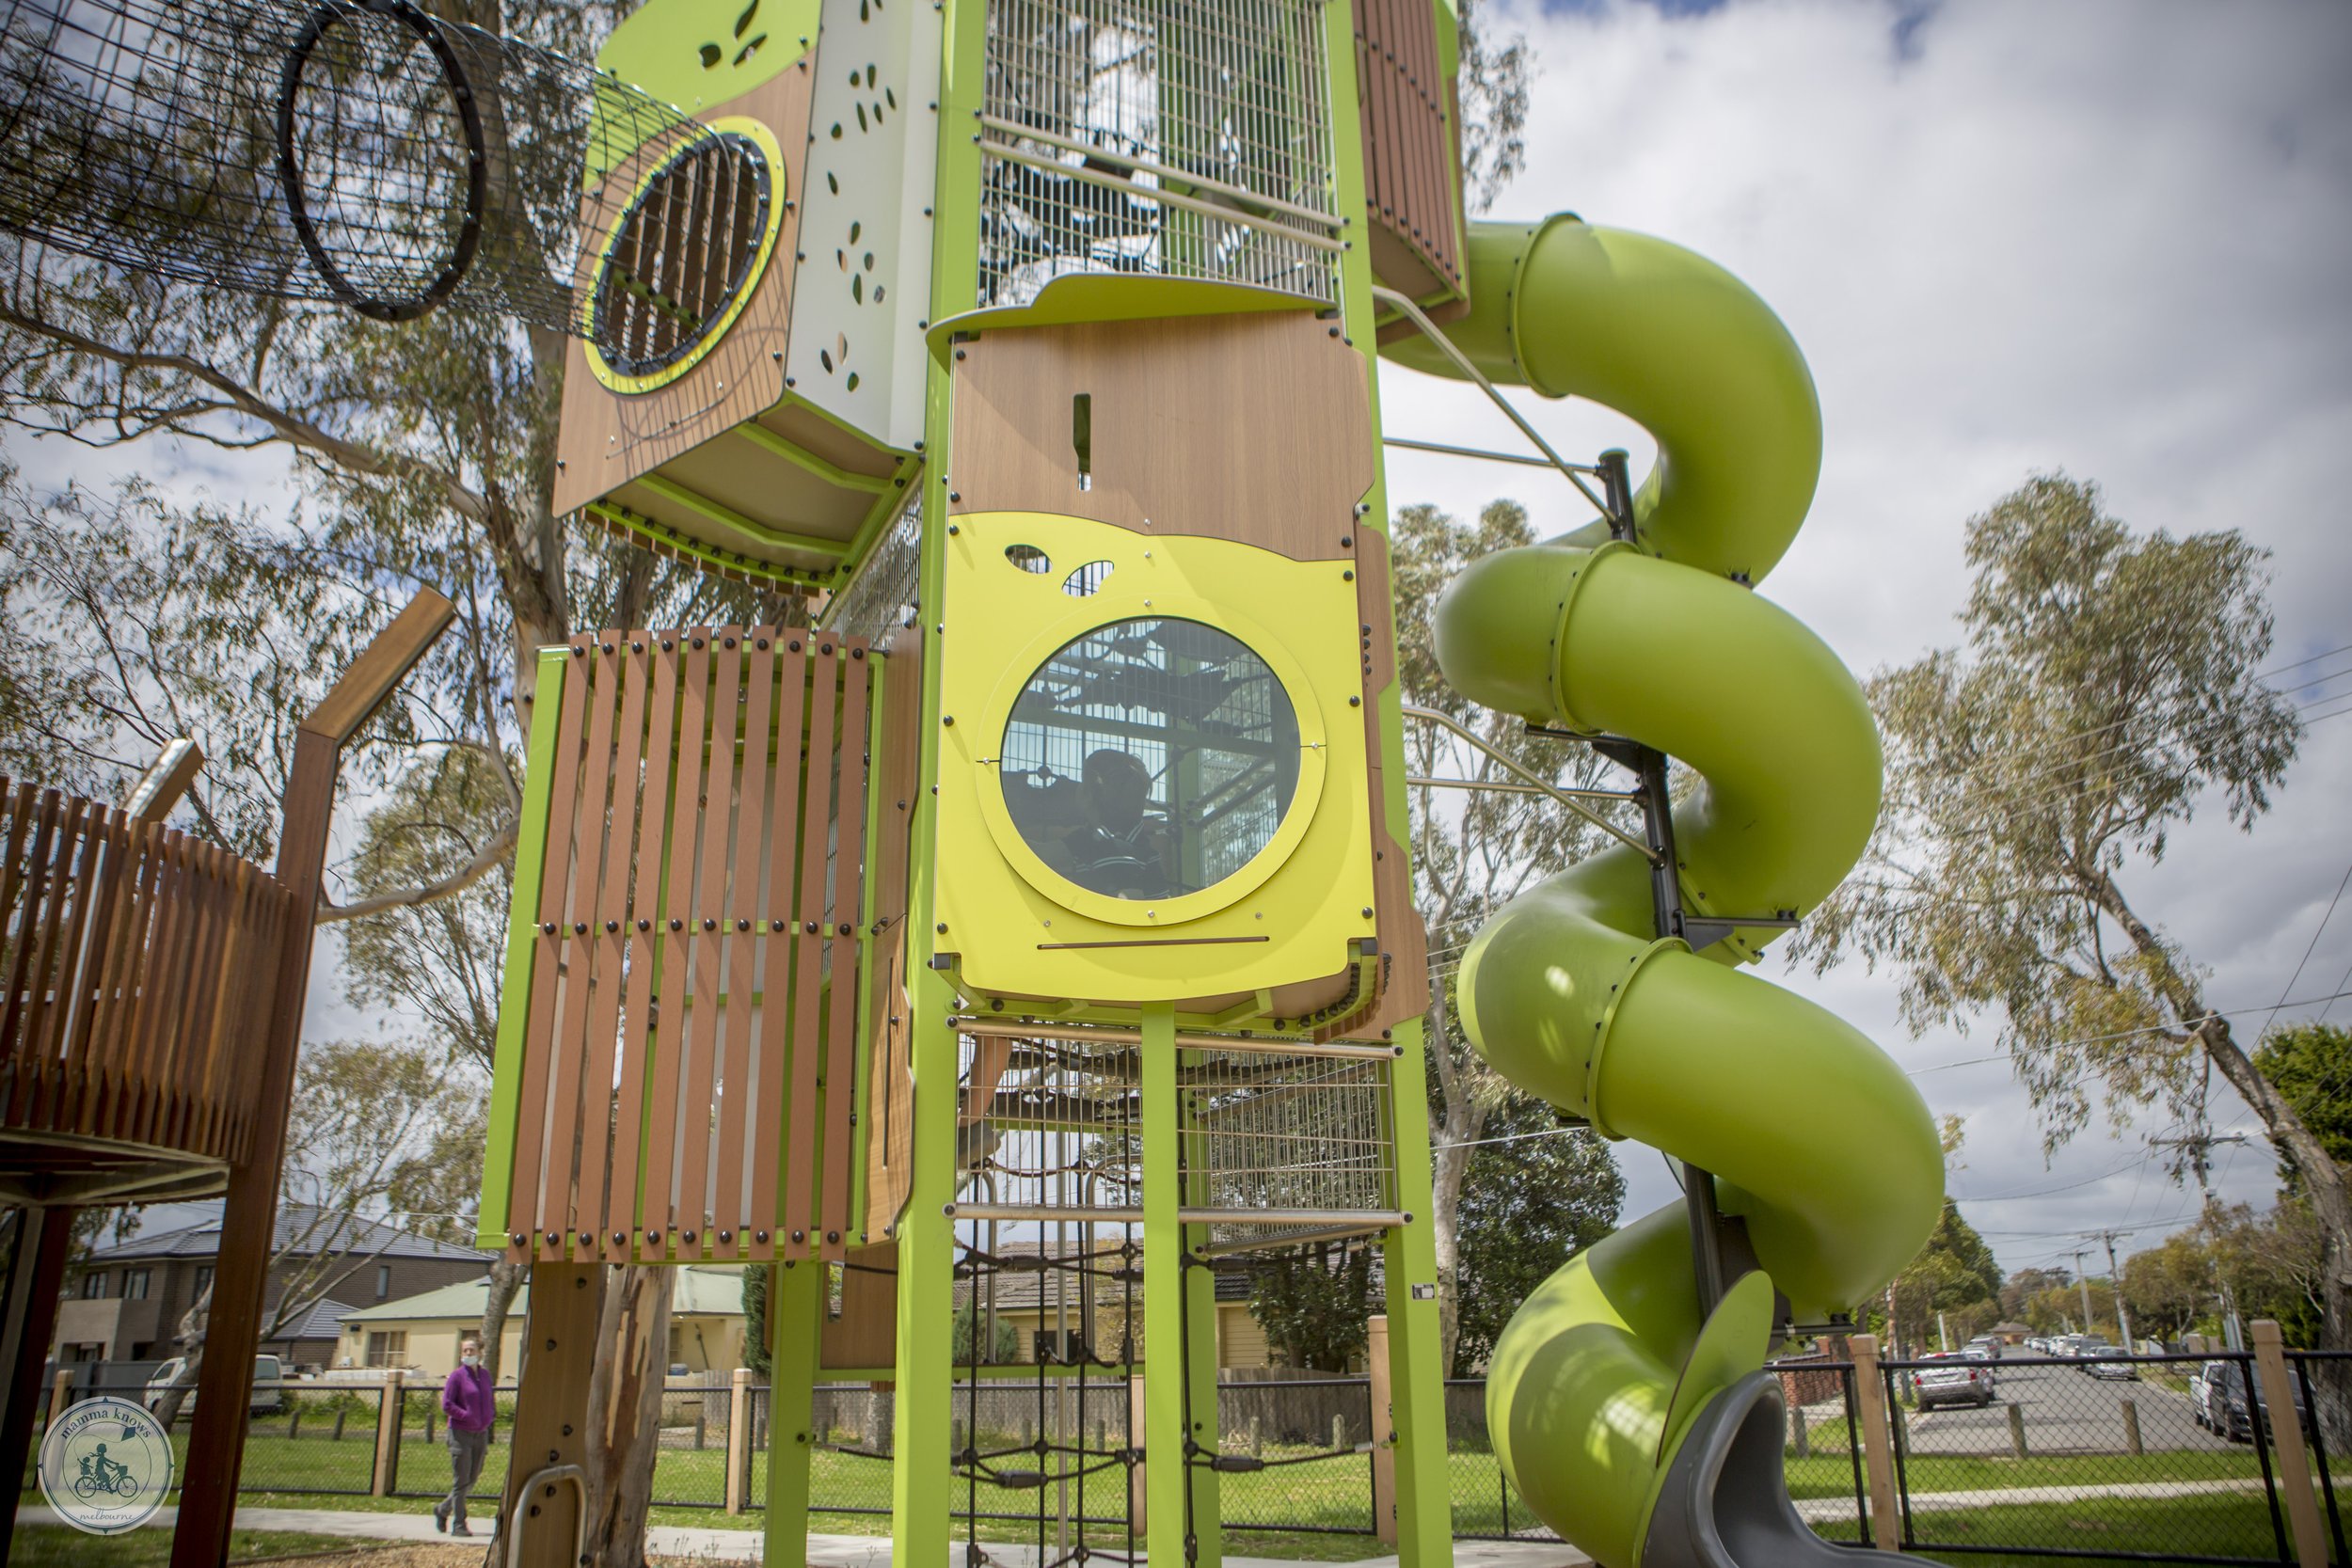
[
  {"xmin": 500, "ymin": 629, "xmax": 878, "ymax": 1267},
  {"xmin": 1351, "ymin": 0, "xmax": 1464, "ymax": 302},
  {"xmin": 0, "ymin": 781, "xmax": 296, "ymax": 1180},
  {"xmin": 858, "ymin": 635, "xmax": 922, "ymax": 1244}
]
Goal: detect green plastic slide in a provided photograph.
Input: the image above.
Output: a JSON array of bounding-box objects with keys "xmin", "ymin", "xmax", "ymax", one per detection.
[{"xmin": 1384, "ymin": 216, "xmax": 1947, "ymax": 1567}]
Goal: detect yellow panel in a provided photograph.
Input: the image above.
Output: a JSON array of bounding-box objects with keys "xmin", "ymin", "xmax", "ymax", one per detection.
[{"xmin": 933, "ymin": 512, "xmax": 1376, "ymax": 1008}]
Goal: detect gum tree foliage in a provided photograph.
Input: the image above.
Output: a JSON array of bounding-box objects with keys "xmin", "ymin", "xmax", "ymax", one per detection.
[
  {"xmin": 1791, "ymin": 475, "xmax": 2347, "ymax": 1429},
  {"xmin": 1248, "ymin": 1239, "xmax": 1377, "ymax": 1372},
  {"xmin": 1391, "ymin": 498, "xmax": 1627, "ymax": 1372},
  {"xmin": 1874, "ymin": 1204, "xmax": 2002, "ymax": 1354},
  {"xmin": 1456, "ymin": 0, "xmax": 1531, "ymax": 214},
  {"xmin": 1449, "ymin": 1096, "xmax": 1624, "ymax": 1374},
  {"xmin": 2253, "ymin": 1022, "xmax": 2352, "ymax": 1181}
]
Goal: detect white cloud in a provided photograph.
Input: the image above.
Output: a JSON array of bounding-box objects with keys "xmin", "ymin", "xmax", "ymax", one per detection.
[{"xmin": 1381, "ymin": 0, "xmax": 2352, "ymax": 1275}]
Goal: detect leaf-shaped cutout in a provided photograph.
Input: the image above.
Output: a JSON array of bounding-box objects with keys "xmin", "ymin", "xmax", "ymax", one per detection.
[
  {"xmin": 698, "ymin": 41, "xmax": 723, "ymax": 68},
  {"xmin": 846, "ymin": 372, "xmax": 860, "ymax": 390},
  {"xmin": 827, "ymin": 172, "xmax": 839, "ymax": 194},
  {"xmin": 732, "ymin": 34, "xmax": 765, "ymax": 66},
  {"xmin": 819, "ymin": 348, "xmax": 834, "ymax": 372},
  {"xmin": 1005, "ymin": 545, "xmax": 1051, "ymax": 575},
  {"xmin": 872, "ymin": 285, "xmax": 884, "ymax": 303},
  {"xmin": 855, "ymin": 103, "xmax": 867, "ymax": 133},
  {"xmin": 866, "ymin": 64, "xmax": 877, "ymax": 87},
  {"xmin": 836, "ymin": 331, "xmax": 848, "ymax": 360},
  {"xmin": 850, "ymin": 220, "xmax": 861, "ymax": 243},
  {"xmin": 851, "ymin": 274, "xmax": 863, "ymax": 304},
  {"xmin": 733, "ymin": 0, "xmax": 756, "ymax": 38}
]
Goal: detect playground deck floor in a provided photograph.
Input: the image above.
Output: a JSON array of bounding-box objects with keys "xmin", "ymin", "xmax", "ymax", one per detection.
[{"xmin": 13, "ymin": 1506, "xmax": 1598, "ymax": 1565}]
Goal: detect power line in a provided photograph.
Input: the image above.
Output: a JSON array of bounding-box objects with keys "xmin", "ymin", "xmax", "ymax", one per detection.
[{"xmin": 1900, "ymin": 988, "xmax": 2352, "ymax": 1078}]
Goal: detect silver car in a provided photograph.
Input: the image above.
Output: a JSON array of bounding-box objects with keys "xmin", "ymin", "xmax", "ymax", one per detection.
[{"xmin": 1915, "ymin": 1354, "xmax": 1996, "ymax": 1409}]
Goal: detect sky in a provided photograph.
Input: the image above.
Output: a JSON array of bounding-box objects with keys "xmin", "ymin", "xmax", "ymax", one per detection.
[
  {"xmin": 1375, "ymin": 0, "xmax": 2352, "ymax": 1276},
  {"xmin": 12, "ymin": 0, "xmax": 2352, "ymax": 1286}
]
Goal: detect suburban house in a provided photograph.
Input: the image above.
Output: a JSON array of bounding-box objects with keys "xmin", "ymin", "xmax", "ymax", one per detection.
[
  {"xmin": 336, "ymin": 1265, "xmax": 755, "ymax": 1379},
  {"xmin": 951, "ymin": 1242, "xmax": 1278, "ymax": 1370},
  {"xmin": 56, "ymin": 1204, "xmax": 492, "ymax": 1368}
]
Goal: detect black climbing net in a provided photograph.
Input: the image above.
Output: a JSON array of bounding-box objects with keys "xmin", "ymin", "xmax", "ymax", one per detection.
[{"xmin": 0, "ymin": 0, "xmax": 729, "ymax": 333}]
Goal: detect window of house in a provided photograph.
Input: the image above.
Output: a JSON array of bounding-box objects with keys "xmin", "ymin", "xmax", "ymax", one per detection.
[
  {"xmin": 124, "ymin": 1269, "xmax": 151, "ymax": 1301},
  {"xmin": 365, "ymin": 1330, "xmax": 407, "ymax": 1368},
  {"xmin": 375, "ymin": 1263, "xmax": 391, "ymax": 1301},
  {"xmin": 81, "ymin": 1273, "xmax": 105, "ymax": 1300}
]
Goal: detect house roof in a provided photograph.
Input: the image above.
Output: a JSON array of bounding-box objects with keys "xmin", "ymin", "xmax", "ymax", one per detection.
[
  {"xmin": 339, "ymin": 1265, "xmax": 750, "ymax": 1327},
  {"xmin": 270, "ymin": 1298, "xmax": 358, "ymax": 1342},
  {"xmin": 85, "ymin": 1204, "xmax": 492, "ymax": 1268},
  {"xmin": 1992, "ymin": 1322, "xmax": 2033, "ymax": 1335}
]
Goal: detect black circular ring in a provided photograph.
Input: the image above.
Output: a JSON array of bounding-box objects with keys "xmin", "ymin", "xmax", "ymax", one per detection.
[{"xmin": 276, "ymin": 0, "xmax": 488, "ymax": 322}]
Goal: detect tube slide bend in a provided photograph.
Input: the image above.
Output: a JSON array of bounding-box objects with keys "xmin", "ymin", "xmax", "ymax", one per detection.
[{"xmin": 1390, "ymin": 217, "xmax": 1946, "ymax": 1567}]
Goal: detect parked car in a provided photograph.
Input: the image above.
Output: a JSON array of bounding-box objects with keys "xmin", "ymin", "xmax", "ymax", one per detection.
[
  {"xmin": 2062, "ymin": 1335, "xmax": 2111, "ymax": 1363},
  {"xmin": 144, "ymin": 1354, "xmax": 283, "ymax": 1417},
  {"xmin": 1914, "ymin": 1353, "xmax": 1996, "ymax": 1410},
  {"xmin": 1965, "ymin": 1335, "xmax": 2002, "ymax": 1360},
  {"xmin": 2193, "ymin": 1360, "xmax": 2312, "ymax": 1442},
  {"xmin": 2085, "ymin": 1346, "xmax": 2138, "ymax": 1381}
]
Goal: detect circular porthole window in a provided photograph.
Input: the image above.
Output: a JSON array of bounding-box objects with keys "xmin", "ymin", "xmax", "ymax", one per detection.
[
  {"xmin": 996, "ymin": 618, "xmax": 1301, "ymax": 902},
  {"xmin": 585, "ymin": 120, "xmax": 784, "ymax": 392}
]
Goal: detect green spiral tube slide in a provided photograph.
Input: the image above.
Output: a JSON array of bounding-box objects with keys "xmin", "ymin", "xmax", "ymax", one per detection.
[{"xmin": 1384, "ymin": 217, "xmax": 1947, "ymax": 1567}]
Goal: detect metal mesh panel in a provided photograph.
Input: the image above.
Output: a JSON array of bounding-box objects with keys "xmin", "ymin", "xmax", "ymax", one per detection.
[
  {"xmin": 978, "ymin": 0, "xmax": 1340, "ymax": 308},
  {"xmin": 1184, "ymin": 1048, "xmax": 1395, "ymax": 1237},
  {"xmin": 0, "ymin": 0, "xmax": 725, "ymax": 334},
  {"xmin": 818, "ymin": 493, "xmax": 923, "ymax": 642}
]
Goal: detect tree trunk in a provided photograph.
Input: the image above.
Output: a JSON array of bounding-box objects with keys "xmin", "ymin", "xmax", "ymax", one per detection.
[
  {"xmin": 476, "ymin": 1257, "xmax": 527, "ymax": 1383},
  {"xmin": 151, "ymin": 1287, "xmax": 212, "ymax": 1426},
  {"xmin": 581, "ymin": 1264, "xmax": 675, "ymax": 1567},
  {"xmin": 1428, "ymin": 1123, "xmax": 1473, "ymax": 1376}
]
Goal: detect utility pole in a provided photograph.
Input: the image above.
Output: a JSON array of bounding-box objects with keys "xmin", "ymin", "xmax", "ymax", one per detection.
[
  {"xmin": 2152, "ymin": 1130, "xmax": 2251, "ymax": 1351},
  {"xmin": 2072, "ymin": 1250, "xmax": 2099, "ymax": 1338},
  {"xmin": 2092, "ymin": 1228, "xmax": 2136, "ymax": 1350}
]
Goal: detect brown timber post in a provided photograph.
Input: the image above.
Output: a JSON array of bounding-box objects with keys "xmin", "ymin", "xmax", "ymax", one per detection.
[
  {"xmin": 2250, "ymin": 1320, "xmax": 2326, "ymax": 1568},
  {"xmin": 372, "ymin": 1368, "xmax": 406, "ymax": 1497},
  {"xmin": 501, "ymin": 1263, "xmax": 607, "ymax": 1568},
  {"xmin": 1850, "ymin": 1333, "xmax": 1900, "ymax": 1553},
  {"xmin": 1367, "ymin": 1313, "xmax": 1397, "ymax": 1545},
  {"xmin": 170, "ymin": 594, "xmax": 454, "ymax": 1568},
  {"xmin": 726, "ymin": 1367, "xmax": 755, "ymax": 1513}
]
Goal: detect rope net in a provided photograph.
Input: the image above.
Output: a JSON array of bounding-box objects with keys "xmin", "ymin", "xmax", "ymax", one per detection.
[{"xmin": 0, "ymin": 0, "xmax": 733, "ymax": 336}]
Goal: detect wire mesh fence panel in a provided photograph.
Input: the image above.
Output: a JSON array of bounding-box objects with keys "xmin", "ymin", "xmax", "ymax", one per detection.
[
  {"xmin": 2286, "ymin": 1352, "xmax": 2350, "ymax": 1568},
  {"xmin": 229, "ymin": 1381, "xmax": 383, "ymax": 1497},
  {"xmin": 1441, "ymin": 1377, "xmax": 1556, "ymax": 1541},
  {"xmin": 646, "ymin": 1378, "xmax": 732, "ymax": 1509},
  {"xmin": 1210, "ymin": 1376, "xmax": 1374, "ymax": 1535},
  {"xmin": 1765, "ymin": 1355, "xmax": 1876, "ymax": 1548},
  {"xmin": 1880, "ymin": 1351, "xmax": 2297, "ymax": 1564},
  {"xmin": 391, "ymin": 1383, "xmax": 516, "ymax": 1505}
]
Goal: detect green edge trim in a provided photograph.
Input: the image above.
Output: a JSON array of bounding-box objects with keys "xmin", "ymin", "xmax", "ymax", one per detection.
[
  {"xmin": 731, "ymin": 421, "xmax": 895, "ymax": 495},
  {"xmin": 846, "ymin": 652, "xmax": 890, "ymax": 1242},
  {"xmin": 475, "ymin": 647, "xmax": 570, "ymax": 1249},
  {"xmin": 632, "ymin": 474, "xmax": 855, "ymax": 561}
]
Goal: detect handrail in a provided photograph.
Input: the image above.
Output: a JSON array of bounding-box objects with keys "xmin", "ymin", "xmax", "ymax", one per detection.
[
  {"xmin": 1399, "ymin": 707, "xmax": 1652, "ymax": 857},
  {"xmin": 501, "ymin": 1462, "xmax": 587, "ymax": 1568},
  {"xmin": 1369, "ymin": 284, "xmax": 1614, "ymax": 522}
]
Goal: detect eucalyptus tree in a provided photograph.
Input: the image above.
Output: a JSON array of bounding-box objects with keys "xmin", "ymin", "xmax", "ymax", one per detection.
[{"xmin": 1793, "ymin": 473, "xmax": 2346, "ymax": 1426}]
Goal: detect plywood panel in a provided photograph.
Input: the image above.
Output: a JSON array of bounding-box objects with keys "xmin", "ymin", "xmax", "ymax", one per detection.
[{"xmin": 947, "ymin": 311, "xmax": 1374, "ymax": 562}]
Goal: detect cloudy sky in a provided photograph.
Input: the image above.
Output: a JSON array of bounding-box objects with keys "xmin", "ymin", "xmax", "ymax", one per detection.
[
  {"xmin": 12, "ymin": 0, "xmax": 2352, "ymax": 1287},
  {"xmin": 1376, "ymin": 0, "xmax": 2352, "ymax": 1276}
]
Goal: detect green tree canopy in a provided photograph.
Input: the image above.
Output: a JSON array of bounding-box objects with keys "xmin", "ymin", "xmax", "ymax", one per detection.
[{"xmin": 1450, "ymin": 1100, "xmax": 1624, "ymax": 1374}]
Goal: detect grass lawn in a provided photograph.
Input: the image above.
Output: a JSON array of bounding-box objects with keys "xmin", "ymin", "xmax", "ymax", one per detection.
[
  {"xmin": 1892, "ymin": 1488, "xmax": 2298, "ymax": 1565},
  {"xmin": 9, "ymin": 1526, "xmax": 425, "ymax": 1565}
]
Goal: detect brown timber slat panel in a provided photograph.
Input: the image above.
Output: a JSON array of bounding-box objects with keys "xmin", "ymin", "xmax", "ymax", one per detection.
[
  {"xmin": 502, "ymin": 630, "xmax": 876, "ymax": 1266},
  {"xmin": 1347, "ymin": 528, "xmax": 1428, "ymax": 1040},
  {"xmin": 504, "ymin": 644, "xmax": 594, "ymax": 1250},
  {"xmin": 748, "ymin": 634, "xmax": 810, "ymax": 1261},
  {"xmin": 819, "ymin": 636, "xmax": 870, "ymax": 1260},
  {"xmin": 858, "ymin": 635, "xmax": 921, "ymax": 1244},
  {"xmin": 713, "ymin": 633, "xmax": 777, "ymax": 1259},
  {"xmin": 1351, "ymin": 0, "xmax": 1461, "ymax": 302},
  {"xmin": 782, "ymin": 639, "xmax": 837, "ymax": 1260},
  {"xmin": 0, "ymin": 783, "xmax": 294, "ymax": 1196},
  {"xmin": 675, "ymin": 629, "xmax": 746, "ymax": 1256},
  {"xmin": 608, "ymin": 638, "xmax": 683, "ymax": 1259}
]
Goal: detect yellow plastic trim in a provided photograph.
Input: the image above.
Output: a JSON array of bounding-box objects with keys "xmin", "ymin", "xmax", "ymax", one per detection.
[
  {"xmin": 583, "ymin": 117, "xmax": 787, "ymax": 396},
  {"xmin": 971, "ymin": 594, "xmax": 1331, "ymax": 928}
]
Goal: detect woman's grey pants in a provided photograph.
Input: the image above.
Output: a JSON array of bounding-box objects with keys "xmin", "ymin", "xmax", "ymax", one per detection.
[{"xmin": 438, "ymin": 1426, "xmax": 491, "ymax": 1529}]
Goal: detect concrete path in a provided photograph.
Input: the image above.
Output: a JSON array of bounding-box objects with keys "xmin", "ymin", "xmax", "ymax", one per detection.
[{"xmin": 15, "ymin": 1505, "xmax": 1597, "ymax": 1565}]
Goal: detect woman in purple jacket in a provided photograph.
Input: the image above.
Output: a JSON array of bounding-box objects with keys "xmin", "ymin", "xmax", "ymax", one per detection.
[{"xmin": 435, "ymin": 1337, "xmax": 497, "ymax": 1536}]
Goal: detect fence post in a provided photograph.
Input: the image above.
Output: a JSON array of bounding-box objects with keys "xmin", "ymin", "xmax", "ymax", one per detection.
[
  {"xmin": 1788, "ymin": 1375, "xmax": 1810, "ymax": 1458},
  {"xmin": 2120, "ymin": 1398, "xmax": 2142, "ymax": 1456},
  {"xmin": 48, "ymin": 1368, "xmax": 72, "ymax": 1427},
  {"xmin": 726, "ymin": 1369, "xmax": 754, "ymax": 1514},
  {"xmin": 1127, "ymin": 1372, "xmax": 1147, "ymax": 1532},
  {"xmin": 372, "ymin": 1369, "xmax": 405, "ymax": 1497},
  {"xmin": 1367, "ymin": 1315, "xmax": 1397, "ymax": 1546},
  {"xmin": 2250, "ymin": 1321, "xmax": 2326, "ymax": 1568},
  {"xmin": 1849, "ymin": 1334, "xmax": 1900, "ymax": 1552},
  {"xmin": 2007, "ymin": 1401, "xmax": 2028, "ymax": 1460}
]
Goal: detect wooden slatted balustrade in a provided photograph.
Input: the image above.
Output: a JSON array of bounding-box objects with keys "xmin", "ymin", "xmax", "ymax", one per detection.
[
  {"xmin": 0, "ymin": 779, "xmax": 299, "ymax": 1205},
  {"xmin": 491, "ymin": 626, "xmax": 882, "ymax": 1269},
  {"xmin": 1352, "ymin": 0, "xmax": 1465, "ymax": 303}
]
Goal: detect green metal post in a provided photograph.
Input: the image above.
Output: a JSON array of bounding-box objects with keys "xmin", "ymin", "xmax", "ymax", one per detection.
[
  {"xmin": 1380, "ymin": 1019, "xmax": 1454, "ymax": 1568},
  {"xmin": 1139, "ymin": 1004, "xmax": 1189, "ymax": 1566},
  {"xmin": 1180, "ymin": 1066, "xmax": 1222, "ymax": 1568},
  {"xmin": 764, "ymin": 1258, "xmax": 825, "ymax": 1563}
]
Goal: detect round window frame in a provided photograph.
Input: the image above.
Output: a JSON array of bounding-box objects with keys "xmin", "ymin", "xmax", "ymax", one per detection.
[
  {"xmin": 581, "ymin": 117, "xmax": 787, "ymax": 396},
  {"xmin": 976, "ymin": 599, "xmax": 1328, "ymax": 927}
]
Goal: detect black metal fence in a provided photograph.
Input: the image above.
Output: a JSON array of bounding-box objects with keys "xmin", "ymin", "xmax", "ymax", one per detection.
[{"xmin": 24, "ymin": 1350, "xmax": 2349, "ymax": 1564}]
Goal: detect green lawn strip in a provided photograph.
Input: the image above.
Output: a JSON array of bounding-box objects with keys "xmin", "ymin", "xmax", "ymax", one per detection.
[
  {"xmin": 9, "ymin": 1526, "xmax": 388, "ymax": 1566},
  {"xmin": 1892, "ymin": 1487, "xmax": 2292, "ymax": 1565},
  {"xmin": 1783, "ymin": 1446, "xmax": 2267, "ymax": 1501}
]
